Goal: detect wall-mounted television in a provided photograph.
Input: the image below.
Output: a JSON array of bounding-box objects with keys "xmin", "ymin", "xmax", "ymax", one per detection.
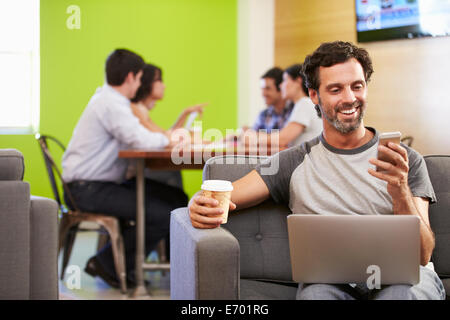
[{"xmin": 356, "ymin": 0, "xmax": 450, "ymax": 42}]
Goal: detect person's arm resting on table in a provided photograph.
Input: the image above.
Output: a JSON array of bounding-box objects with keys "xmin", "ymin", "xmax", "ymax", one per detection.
[
  {"xmin": 130, "ymin": 103, "xmax": 165, "ymax": 133},
  {"xmin": 170, "ymin": 103, "xmax": 208, "ymax": 130},
  {"xmin": 250, "ymin": 122, "xmax": 305, "ymax": 148},
  {"xmin": 189, "ymin": 170, "xmax": 270, "ymax": 229}
]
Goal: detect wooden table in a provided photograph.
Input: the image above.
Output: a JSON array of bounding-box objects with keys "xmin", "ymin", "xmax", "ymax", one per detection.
[{"xmin": 118, "ymin": 144, "xmax": 281, "ymax": 297}]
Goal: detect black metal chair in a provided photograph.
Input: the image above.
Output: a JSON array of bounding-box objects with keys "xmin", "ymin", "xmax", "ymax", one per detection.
[{"xmin": 35, "ymin": 133, "xmax": 128, "ymax": 293}]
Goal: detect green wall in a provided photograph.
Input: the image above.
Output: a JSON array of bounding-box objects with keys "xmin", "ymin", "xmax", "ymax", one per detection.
[{"xmin": 0, "ymin": 0, "xmax": 237, "ymax": 199}]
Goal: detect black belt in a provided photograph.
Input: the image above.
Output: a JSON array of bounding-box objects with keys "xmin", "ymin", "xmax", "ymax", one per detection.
[{"xmin": 67, "ymin": 180, "xmax": 91, "ymax": 188}]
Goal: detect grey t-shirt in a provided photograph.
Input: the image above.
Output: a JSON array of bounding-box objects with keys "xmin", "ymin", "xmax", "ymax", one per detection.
[{"xmin": 256, "ymin": 127, "xmax": 436, "ymax": 215}]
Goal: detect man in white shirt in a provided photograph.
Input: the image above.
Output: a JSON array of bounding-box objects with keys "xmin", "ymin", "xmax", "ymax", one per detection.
[{"xmin": 62, "ymin": 49, "xmax": 188, "ymax": 288}]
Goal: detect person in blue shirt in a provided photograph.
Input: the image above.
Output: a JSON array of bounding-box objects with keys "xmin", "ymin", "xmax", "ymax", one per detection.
[{"xmin": 252, "ymin": 67, "xmax": 294, "ymax": 132}]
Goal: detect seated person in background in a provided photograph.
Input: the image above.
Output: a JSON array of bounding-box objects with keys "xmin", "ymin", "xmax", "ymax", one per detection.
[
  {"xmin": 251, "ymin": 67, "xmax": 293, "ymax": 132},
  {"xmin": 188, "ymin": 41, "xmax": 445, "ymax": 300},
  {"xmin": 128, "ymin": 63, "xmax": 206, "ymax": 188},
  {"xmin": 130, "ymin": 63, "xmax": 207, "ymax": 139},
  {"xmin": 62, "ymin": 49, "xmax": 188, "ymax": 288},
  {"xmin": 278, "ymin": 64, "xmax": 323, "ymax": 146},
  {"xmin": 242, "ymin": 64, "xmax": 323, "ymax": 148}
]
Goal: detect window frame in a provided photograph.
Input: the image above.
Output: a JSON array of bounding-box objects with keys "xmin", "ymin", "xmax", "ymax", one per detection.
[{"xmin": 0, "ymin": 0, "xmax": 40, "ymax": 135}]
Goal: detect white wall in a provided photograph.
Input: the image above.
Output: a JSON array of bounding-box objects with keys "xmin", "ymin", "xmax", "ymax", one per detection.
[{"xmin": 237, "ymin": 0, "xmax": 275, "ymax": 128}]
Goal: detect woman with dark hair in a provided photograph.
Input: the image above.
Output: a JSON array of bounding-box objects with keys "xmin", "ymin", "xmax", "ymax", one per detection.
[
  {"xmin": 278, "ymin": 63, "xmax": 323, "ymax": 147},
  {"xmin": 241, "ymin": 63, "xmax": 323, "ymax": 148},
  {"xmin": 127, "ymin": 64, "xmax": 207, "ymax": 188},
  {"xmin": 130, "ymin": 64, "xmax": 207, "ymax": 138}
]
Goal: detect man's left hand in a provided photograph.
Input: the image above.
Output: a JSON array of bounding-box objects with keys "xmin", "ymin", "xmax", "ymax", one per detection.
[{"xmin": 368, "ymin": 142, "xmax": 410, "ymax": 200}]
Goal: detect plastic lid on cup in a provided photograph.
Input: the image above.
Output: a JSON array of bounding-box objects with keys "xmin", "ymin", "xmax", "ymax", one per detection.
[{"xmin": 201, "ymin": 180, "xmax": 233, "ymax": 192}]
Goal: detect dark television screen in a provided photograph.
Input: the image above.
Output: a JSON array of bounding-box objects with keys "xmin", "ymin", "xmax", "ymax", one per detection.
[{"xmin": 356, "ymin": 0, "xmax": 450, "ymax": 42}]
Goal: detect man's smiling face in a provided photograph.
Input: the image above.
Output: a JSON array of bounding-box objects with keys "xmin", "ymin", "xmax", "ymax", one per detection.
[{"xmin": 310, "ymin": 58, "xmax": 368, "ymax": 134}]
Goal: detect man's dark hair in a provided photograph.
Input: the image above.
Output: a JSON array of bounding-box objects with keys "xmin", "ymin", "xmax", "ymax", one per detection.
[
  {"xmin": 285, "ymin": 63, "xmax": 309, "ymax": 96},
  {"xmin": 105, "ymin": 49, "xmax": 145, "ymax": 86},
  {"xmin": 261, "ymin": 67, "xmax": 284, "ymax": 91},
  {"xmin": 131, "ymin": 64, "xmax": 162, "ymax": 103},
  {"xmin": 302, "ymin": 41, "xmax": 374, "ymax": 91},
  {"xmin": 302, "ymin": 41, "xmax": 373, "ymax": 118}
]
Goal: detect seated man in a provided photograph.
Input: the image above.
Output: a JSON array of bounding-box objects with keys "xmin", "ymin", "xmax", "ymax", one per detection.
[
  {"xmin": 251, "ymin": 67, "xmax": 293, "ymax": 132},
  {"xmin": 62, "ymin": 49, "xmax": 188, "ymax": 288},
  {"xmin": 245, "ymin": 64, "xmax": 323, "ymax": 148},
  {"xmin": 188, "ymin": 41, "xmax": 445, "ymax": 300}
]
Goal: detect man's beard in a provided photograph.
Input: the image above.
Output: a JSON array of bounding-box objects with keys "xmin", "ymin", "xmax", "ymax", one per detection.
[{"xmin": 319, "ymin": 98, "xmax": 366, "ymax": 134}]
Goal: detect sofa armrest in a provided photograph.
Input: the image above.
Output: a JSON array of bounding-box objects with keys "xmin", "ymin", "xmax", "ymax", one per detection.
[
  {"xmin": 0, "ymin": 181, "xmax": 30, "ymax": 299},
  {"xmin": 30, "ymin": 196, "xmax": 59, "ymax": 300},
  {"xmin": 170, "ymin": 207, "xmax": 240, "ymax": 300}
]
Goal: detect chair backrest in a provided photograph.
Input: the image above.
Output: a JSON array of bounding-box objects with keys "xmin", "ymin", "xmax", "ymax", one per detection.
[
  {"xmin": 0, "ymin": 148, "xmax": 25, "ymax": 181},
  {"xmin": 401, "ymin": 136, "xmax": 414, "ymax": 147},
  {"xmin": 35, "ymin": 133, "xmax": 76, "ymax": 214},
  {"xmin": 203, "ymin": 156, "xmax": 293, "ymax": 282},
  {"xmin": 424, "ymin": 155, "xmax": 450, "ymax": 278}
]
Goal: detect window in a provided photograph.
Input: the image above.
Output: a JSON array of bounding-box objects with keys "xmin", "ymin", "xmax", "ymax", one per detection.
[{"xmin": 0, "ymin": 0, "xmax": 40, "ymax": 134}]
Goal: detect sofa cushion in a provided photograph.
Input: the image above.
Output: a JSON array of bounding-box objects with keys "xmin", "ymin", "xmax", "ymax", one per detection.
[
  {"xmin": 225, "ymin": 202, "xmax": 293, "ymax": 281},
  {"xmin": 0, "ymin": 149, "xmax": 24, "ymax": 181},
  {"xmin": 425, "ymin": 156, "xmax": 450, "ymax": 277},
  {"xmin": 441, "ymin": 278, "xmax": 450, "ymax": 300},
  {"xmin": 240, "ymin": 279, "xmax": 298, "ymax": 300}
]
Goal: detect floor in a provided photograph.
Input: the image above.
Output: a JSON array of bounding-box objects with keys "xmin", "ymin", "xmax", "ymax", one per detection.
[{"xmin": 58, "ymin": 229, "xmax": 170, "ymax": 300}]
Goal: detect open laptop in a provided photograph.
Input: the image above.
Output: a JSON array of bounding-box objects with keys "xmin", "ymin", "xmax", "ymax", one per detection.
[{"xmin": 287, "ymin": 214, "xmax": 421, "ymax": 285}]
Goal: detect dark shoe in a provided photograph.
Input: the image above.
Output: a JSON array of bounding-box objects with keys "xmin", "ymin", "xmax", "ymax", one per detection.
[
  {"xmin": 126, "ymin": 275, "xmax": 150, "ymax": 288},
  {"xmin": 84, "ymin": 257, "xmax": 120, "ymax": 289}
]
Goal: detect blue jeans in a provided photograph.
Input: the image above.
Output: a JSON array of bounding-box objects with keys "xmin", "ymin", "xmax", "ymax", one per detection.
[{"xmin": 296, "ymin": 266, "xmax": 446, "ymax": 300}]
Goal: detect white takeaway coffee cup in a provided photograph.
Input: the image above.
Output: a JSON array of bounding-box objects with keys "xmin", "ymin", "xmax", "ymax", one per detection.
[{"xmin": 201, "ymin": 180, "xmax": 233, "ymax": 224}]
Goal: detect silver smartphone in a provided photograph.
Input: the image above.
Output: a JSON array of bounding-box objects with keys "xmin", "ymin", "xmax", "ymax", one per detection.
[{"xmin": 377, "ymin": 131, "xmax": 401, "ymax": 171}]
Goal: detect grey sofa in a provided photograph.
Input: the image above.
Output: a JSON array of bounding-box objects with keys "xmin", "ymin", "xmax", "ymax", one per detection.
[
  {"xmin": 0, "ymin": 149, "xmax": 59, "ymax": 299},
  {"xmin": 170, "ymin": 154, "xmax": 450, "ymax": 300},
  {"xmin": 425, "ymin": 155, "xmax": 450, "ymax": 299}
]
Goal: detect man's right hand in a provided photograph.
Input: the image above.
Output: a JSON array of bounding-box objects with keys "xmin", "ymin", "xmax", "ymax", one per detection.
[
  {"xmin": 189, "ymin": 170, "xmax": 269, "ymax": 229},
  {"xmin": 188, "ymin": 192, "xmax": 236, "ymax": 229}
]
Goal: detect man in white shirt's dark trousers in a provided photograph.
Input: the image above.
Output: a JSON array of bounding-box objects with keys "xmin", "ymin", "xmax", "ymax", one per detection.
[{"xmin": 62, "ymin": 49, "xmax": 188, "ymax": 288}]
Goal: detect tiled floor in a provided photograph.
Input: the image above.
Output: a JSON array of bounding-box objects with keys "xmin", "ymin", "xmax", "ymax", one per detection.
[{"xmin": 58, "ymin": 230, "xmax": 170, "ymax": 300}]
